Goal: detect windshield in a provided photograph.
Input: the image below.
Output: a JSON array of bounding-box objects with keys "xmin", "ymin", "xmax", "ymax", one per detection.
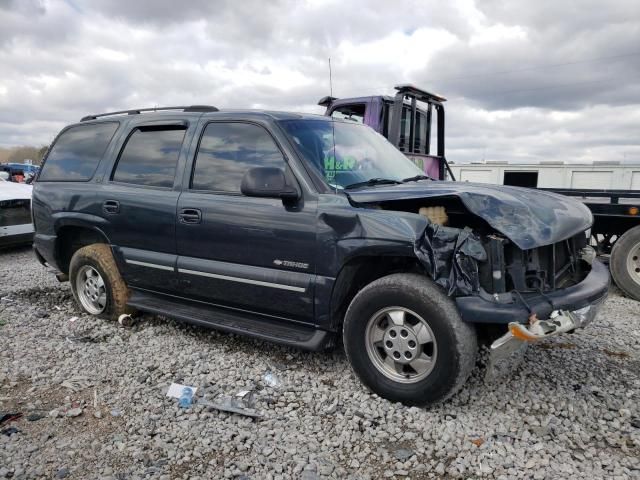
[{"xmin": 278, "ymin": 119, "xmax": 423, "ymax": 189}]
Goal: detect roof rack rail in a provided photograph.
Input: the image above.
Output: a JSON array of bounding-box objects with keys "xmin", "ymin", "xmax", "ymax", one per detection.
[{"xmin": 80, "ymin": 105, "xmax": 219, "ymax": 122}]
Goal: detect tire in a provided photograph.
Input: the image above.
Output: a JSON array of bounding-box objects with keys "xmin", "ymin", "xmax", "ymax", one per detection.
[
  {"xmin": 610, "ymin": 225, "xmax": 640, "ymax": 301},
  {"xmin": 343, "ymin": 273, "xmax": 477, "ymax": 406},
  {"xmin": 69, "ymin": 244, "xmax": 133, "ymax": 320}
]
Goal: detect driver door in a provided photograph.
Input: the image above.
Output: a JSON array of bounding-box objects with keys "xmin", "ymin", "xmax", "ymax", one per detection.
[{"xmin": 175, "ymin": 121, "xmax": 318, "ymax": 323}]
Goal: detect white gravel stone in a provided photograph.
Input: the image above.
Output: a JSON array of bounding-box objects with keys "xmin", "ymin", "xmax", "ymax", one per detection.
[{"xmin": 0, "ymin": 246, "xmax": 639, "ymax": 479}]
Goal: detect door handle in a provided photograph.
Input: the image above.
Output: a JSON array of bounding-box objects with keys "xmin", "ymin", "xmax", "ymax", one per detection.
[
  {"xmin": 179, "ymin": 208, "xmax": 202, "ymax": 224},
  {"xmin": 103, "ymin": 200, "xmax": 120, "ymax": 214}
]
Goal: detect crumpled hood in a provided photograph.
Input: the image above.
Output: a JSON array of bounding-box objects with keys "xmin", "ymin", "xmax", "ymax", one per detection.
[
  {"xmin": 0, "ymin": 180, "xmax": 32, "ymax": 202},
  {"xmin": 346, "ymin": 181, "xmax": 592, "ymax": 250}
]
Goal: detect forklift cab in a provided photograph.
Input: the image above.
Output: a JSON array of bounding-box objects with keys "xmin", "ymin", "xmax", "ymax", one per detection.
[{"xmin": 318, "ymin": 84, "xmax": 455, "ymax": 181}]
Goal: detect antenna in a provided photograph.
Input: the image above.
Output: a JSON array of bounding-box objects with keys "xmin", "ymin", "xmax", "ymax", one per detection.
[{"xmin": 328, "ymin": 57, "xmax": 334, "ymax": 98}]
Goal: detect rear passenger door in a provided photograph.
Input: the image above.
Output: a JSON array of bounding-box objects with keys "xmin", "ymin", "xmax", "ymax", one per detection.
[
  {"xmin": 97, "ymin": 121, "xmax": 192, "ymax": 295},
  {"xmin": 176, "ymin": 120, "xmax": 318, "ymax": 323}
]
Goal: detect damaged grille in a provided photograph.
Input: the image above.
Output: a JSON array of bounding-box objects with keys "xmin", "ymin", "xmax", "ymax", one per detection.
[
  {"xmin": 480, "ymin": 232, "xmax": 589, "ymax": 294},
  {"xmin": 0, "ymin": 199, "xmax": 32, "ymax": 227}
]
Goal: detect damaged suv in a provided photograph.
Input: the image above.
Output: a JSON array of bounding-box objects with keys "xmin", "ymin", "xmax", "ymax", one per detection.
[{"xmin": 32, "ymin": 106, "xmax": 610, "ymax": 405}]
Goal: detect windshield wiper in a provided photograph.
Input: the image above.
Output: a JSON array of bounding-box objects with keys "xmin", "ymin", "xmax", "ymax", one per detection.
[
  {"xmin": 344, "ymin": 178, "xmax": 403, "ymax": 190},
  {"xmin": 402, "ymin": 174, "xmax": 432, "ymax": 183}
]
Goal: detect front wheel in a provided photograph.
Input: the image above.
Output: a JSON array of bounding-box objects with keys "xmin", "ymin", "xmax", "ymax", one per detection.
[
  {"xmin": 610, "ymin": 225, "xmax": 640, "ymax": 301},
  {"xmin": 343, "ymin": 273, "xmax": 477, "ymax": 406}
]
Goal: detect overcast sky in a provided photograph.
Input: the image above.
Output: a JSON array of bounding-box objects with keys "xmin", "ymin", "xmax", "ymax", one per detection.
[{"xmin": 0, "ymin": 0, "xmax": 639, "ymax": 163}]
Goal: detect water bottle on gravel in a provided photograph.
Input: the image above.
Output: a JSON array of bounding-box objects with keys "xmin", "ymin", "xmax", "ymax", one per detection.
[{"xmin": 178, "ymin": 387, "xmax": 194, "ymax": 408}]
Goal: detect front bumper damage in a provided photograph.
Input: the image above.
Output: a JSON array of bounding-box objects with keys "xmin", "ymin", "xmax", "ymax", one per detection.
[
  {"xmin": 486, "ymin": 296, "xmax": 607, "ymax": 379},
  {"xmin": 485, "ymin": 260, "xmax": 609, "ymax": 380}
]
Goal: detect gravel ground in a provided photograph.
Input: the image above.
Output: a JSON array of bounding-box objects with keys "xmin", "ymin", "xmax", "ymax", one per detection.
[{"xmin": 0, "ymin": 246, "xmax": 639, "ymax": 480}]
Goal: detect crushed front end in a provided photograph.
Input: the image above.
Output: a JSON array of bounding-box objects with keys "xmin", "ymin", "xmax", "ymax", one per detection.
[
  {"xmin": 346, "ymin": 182, "xmax": 611, "ymax": 377},
  {"xmin": 456, "ymin": 231, "xmax": 610, "ymax": 377},
  {"xmin": 459, "ymin": 230, "xmax": 608, "ymax": 324}
]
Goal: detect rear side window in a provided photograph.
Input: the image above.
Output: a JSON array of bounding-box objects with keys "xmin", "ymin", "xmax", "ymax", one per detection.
[
  {"xmin": 191, "ymin": 122, "xmax": 286, "ymax": 193},
  {"xmin": 39, "ymin": 122, "xmax": 118, "ymax": 181},
  {"xmin": 112, "ymin": 126, "xmax": 186, "ymax": 188}
]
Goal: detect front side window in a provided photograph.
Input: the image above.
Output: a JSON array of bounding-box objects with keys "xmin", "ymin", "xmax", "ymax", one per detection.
[
  {"xmin": 279, "ymin": 119, "xmax": 423, "ymax": 189},
  {"xmin": 191, "ymin": 122, "xmax": 286, "ymax": 193},
  {"xmin": 112, "ymin": 126, "xmax": 186, "ymax": 188},
  {"xmin": 39, "ymin": 122, "xmax": 118, "ymax": 181}
]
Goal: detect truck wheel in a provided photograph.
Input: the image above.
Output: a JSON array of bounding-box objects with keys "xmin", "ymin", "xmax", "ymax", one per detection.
[
  {"xmin": 343, "ymin": 273, "xmax": 477, "ymax": 406},
  {"xmin": 69, "ymin": 244, "xmax": 133, "ymax": 320},
  {"xmin": 610, "ymin": 225, "xmax": 640, "ymax": 301}
]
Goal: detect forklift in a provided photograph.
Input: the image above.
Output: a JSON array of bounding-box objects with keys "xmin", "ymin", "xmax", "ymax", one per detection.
[{"xmin": 318, "ymin": 84, "xmax": 456, "ymax": 181}]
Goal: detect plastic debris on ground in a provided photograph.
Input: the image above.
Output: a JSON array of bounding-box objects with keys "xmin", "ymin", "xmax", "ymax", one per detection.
[
  {"xmin": 263, "ymin": 371, "xmax": 282, "ymax": 388},
  {"xmin": 178, "ymin": 387, "xmax": 195, "ymax": 408},
  {"xmin": 164, "ymin": 382, "xmax": 263, "ymax": 417},
  {"xmin": 166, "ymin": 382, "xmax": 198, "ymax": 400},
  {"xmin": 117, "ymin": 313, "xmax": 135, "ymax": 328},
  {"xmin": 189, "ymin": 387, "xmax": 263, "ymax": 419},
  {"xmin": 198, "ymin": 395, "xmax": 264, "ymax": 418},
  {"xmin": 235, "ymin": 389, "xmax": 255, "ymax": 405}
]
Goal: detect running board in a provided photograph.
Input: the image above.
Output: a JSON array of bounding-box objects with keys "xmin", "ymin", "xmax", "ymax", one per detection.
[{"xmin": 127, "ymin": 290, "xmax": 330, "ymax": 351}]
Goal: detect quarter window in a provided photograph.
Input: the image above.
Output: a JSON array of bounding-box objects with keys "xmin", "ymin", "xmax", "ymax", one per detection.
[
  {"xmin": 112, "ymin": 126, "xmax": 186, "ymax": 188},
  {"xmin": 192, "ymin": 123, "xmax": 286, "ymax": 193},
  {"xmin": 39, "ymin": 122, "xmax": 118, "ymax": 181}
]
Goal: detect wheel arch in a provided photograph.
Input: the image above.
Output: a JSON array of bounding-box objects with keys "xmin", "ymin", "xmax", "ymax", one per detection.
[
  {"xmin": 328, "ymin": 253, "xmax": 425, "ymax": 331},
  {"xmin": 54, "ymin": 222, "xmax": 111, "ymax": 275}
]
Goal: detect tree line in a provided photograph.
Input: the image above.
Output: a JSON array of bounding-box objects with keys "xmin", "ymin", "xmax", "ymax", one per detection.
[{"xmin": 0, "ymin": 145, "xmax": 49, "ymax": 165}]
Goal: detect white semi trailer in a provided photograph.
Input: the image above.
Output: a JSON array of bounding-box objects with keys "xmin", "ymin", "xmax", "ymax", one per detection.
[{"xmin": 449, "ymin": 161, "xmax": 640, "ymax": 190}]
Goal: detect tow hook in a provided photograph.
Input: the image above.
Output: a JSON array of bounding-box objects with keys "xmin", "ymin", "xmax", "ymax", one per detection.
[{"xmin": 485, "ymin": 310, "xmax": 577, "ymax": 380}]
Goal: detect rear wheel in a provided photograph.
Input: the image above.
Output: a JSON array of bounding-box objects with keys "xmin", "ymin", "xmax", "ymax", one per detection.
[
  {"xmin": 69, "ymin": 244, "xmax": 133, "ymax": 320},
  {"xmin": 610, "ymin": 225, "xmax": 640, "ymax": 301},
  {"xmin": 343, "ymin": 273, "xmax": 477, "ymax": 406}
]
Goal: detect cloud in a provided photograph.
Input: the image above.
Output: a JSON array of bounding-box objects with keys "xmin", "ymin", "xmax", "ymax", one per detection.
[{"xmin": 0, "ymin": 0, "xmax": 638, "ymax": 165}]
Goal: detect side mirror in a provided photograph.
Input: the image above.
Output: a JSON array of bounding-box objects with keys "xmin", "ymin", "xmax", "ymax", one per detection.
[{"xmin": 240, "ymin": 167, "xmax": 300, "ymax": 200}]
